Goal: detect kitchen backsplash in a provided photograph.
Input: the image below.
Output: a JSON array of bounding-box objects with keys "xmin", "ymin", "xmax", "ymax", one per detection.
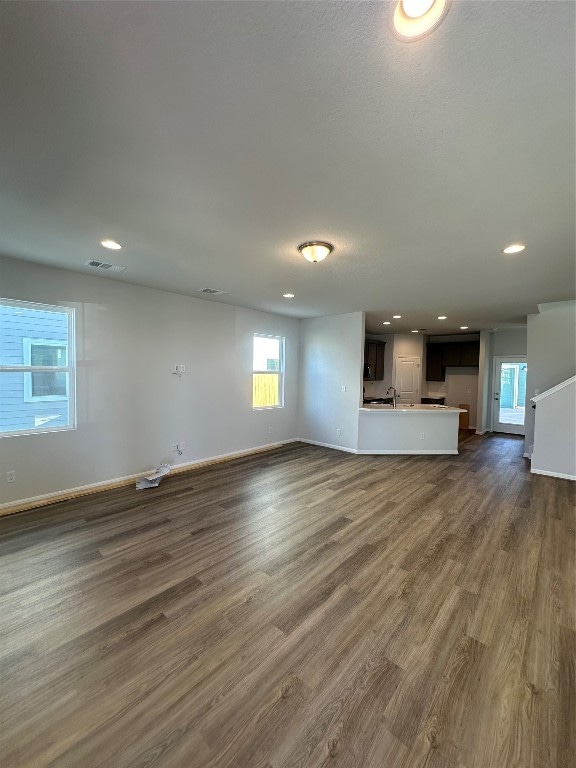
[{"xmin": 424, "ymin": 381, "xmax": 447, "ymax": 398}]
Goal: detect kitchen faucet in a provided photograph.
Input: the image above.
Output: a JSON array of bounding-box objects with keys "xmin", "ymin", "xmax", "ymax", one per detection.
[{"xmin": 386, "ymin": 386, "xmax": 397, "ymax": 409}]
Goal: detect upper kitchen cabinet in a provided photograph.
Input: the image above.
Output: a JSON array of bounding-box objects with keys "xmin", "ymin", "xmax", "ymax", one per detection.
[
  {"xmin": 441, "ymin": 343, "xmax": 462, "ymax": 367},
  {"xmin": 426, "ymin": 340, "xmax": 480, "ymax": 381},
  {"xmin": 426, "ymin": 343, "xmax": 444, "ymax": 381},
  {"xmin": 364, "ymin": 340, "xmax": 385, "ymax": 381},
  {"xmin": 460, "ymin": 340, "xmax": 480, "ymax": 365}
]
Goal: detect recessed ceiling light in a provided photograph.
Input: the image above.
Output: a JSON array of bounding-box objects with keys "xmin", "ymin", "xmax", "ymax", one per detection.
[
  {"xmin": 411, "ymin": 329, "xmax": 419, "ymax": 333},
  {"xmin": 101, "ymin": 239, "xmax": 122, "ymax": 250},
  {"xmin": 438, "ymin": 315, "xmax": 447, "ymax": 320},
  {"xmin": 283, "ymin": 293, "xmax": 295, "ymax": 299},
  {"xmin": 393, "ymin": 0, "xmax": 450, "ymax": 41},
  {"xmin": 393, "ymin": 315, "xmax": 402, "ymax": 319},
  {"xmin": 383, "ymin": 321, "xmax": 391, "ymax": 325},
  {"xmin": 298, "ymin": 241, "xmax": 333, "ymax": 263},
  {"xmin": 502, "ymin": 243, "xmax": 526, "ymax": 254},
  {"xmin": 403, "ymin": 0, "xmax": 435, "ymax": 17},
  {"xmin": 460, "ymin": 326, "xmax": 469, "ymax": 330}
]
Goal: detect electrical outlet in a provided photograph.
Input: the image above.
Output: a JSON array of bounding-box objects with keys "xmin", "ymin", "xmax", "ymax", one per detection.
[
  {"xmin": 420, "ymin": 433, "xmax": 425, "ymax": 440},
  {"xmin": 336, "ymin": 428, "xmax": 342, "ymax": 436},
  {"xmin": 268, "ymin": 426, "xmax": 273, "ymax": 434},
  {"xmin": 7, "ymin": 470, "xmax": 16, "ymax": 482},
  {"xmin": 179, "ymin": 441, "xmax": 186, "ymax": 451},
  {"xmin": 180, "ymin": 364, "xmax": 186, "ymax": 373},
  {"xmin": 341, "ymin": 385, "xmax": 346, "ymax": 392}
]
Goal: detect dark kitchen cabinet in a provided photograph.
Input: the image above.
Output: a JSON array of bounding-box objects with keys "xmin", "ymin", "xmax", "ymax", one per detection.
[
  {"xmin": 442, "ymin": 343, "xmax": 462, "ymax": 367},
  {"xmin": 426, "ymin": 340, "xmax": 480, "ymax": 381},
  {"xmin": 426, "ymin": 344, "xmax": 444, "ymax": 381},
  {"xmin": 460, "ymin": 340, "xmax": 480, "ymax": 366},
  {"xmin": 364, "ymin": 340, "xmax": 386, "ymax": 381}
]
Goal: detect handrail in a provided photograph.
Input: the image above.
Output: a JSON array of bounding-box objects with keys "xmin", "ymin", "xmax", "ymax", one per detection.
[{"xmin": 531, "ymin": 375, "xmax": 576, "ymax": 403}]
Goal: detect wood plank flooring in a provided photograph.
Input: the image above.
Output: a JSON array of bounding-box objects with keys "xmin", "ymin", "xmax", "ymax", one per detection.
[{"xmin": 0, "ymin": 434, "xmax": 574, "ymax": 768}]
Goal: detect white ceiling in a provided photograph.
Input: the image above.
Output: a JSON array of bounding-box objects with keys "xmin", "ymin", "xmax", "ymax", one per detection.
[{"xmin": 0, "ymin": 1, "xmax": 574, "ymax": 335}]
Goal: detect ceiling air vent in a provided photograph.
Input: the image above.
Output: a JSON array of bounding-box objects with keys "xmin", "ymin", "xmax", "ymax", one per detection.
[
  {"xmin": 198, "ymin": 288, "xmax": 227, "ymax": 296},
  {"xmin": 85, "ymin": 260, "xmax": 126, "ymax": 272}
]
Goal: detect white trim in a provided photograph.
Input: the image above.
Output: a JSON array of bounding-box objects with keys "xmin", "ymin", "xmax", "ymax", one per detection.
[
  {"xmin": 356, "ymin": 449, "xmax": 458, "ymax": 455},
  {"xmin": 530, "ymin": 467, "xmax": 576, "ymax": 481},
  {"xmin": 297, "ymin": 438, "xmax": 357, "ymax": 454},
  {"xmin": 297, "ymin": 439, "xmax": 458, "ymax": 455},
  {"xmin": 531, "ymin": 375, "xmax": 576, "ymax": 403},
  {"xmin": 475, "ymin": 429, "xmax": 489, "ymax": 435}
]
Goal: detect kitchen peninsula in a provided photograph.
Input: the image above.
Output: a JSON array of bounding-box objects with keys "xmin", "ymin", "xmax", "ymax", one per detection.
[{"xmin": 358, "ymin": 404, "xmax": 466, "ymax": 454}]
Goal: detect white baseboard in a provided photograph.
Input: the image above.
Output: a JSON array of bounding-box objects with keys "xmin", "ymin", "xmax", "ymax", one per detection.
[
  {"xmin": 297, "ymin": 438, "xmax": 357, "ymax": 454},
  {"xmin": 530, "ymin": 467, "xmax": 576, "ymax": 481},
  {"xmin": 297, "ymin": 439, "xmax": 458, "ymax": 455},
  {"xmin": 0, "ymin": 439, "xmax": 299, "ymax": 517},
  {"xmin": 356, "ymin": 449, "xmax": 458, "ymax": 455},
  {"xmin": 475, "ymin": 429, "xmax": 489, "ymax": 435}
]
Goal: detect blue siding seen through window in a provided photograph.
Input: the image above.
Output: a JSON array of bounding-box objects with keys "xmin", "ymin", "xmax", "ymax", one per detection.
[{"xmin": 0, "ymin": 301, "xmax": 75, "ymax": 435}]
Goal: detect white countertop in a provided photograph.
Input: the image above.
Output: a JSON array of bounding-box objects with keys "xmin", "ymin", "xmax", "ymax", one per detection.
[{"xmin": 360, "ymin": 404, "xmax": 466, "ymax": 413}]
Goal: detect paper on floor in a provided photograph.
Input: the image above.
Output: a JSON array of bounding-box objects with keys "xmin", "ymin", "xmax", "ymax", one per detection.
[{"xmin": 136, "ymin": 463, "xmax": 171, "ymax": 490}]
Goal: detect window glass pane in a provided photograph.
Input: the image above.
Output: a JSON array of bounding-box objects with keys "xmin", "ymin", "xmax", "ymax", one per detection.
[
  {"xmin": 498, "ymin": 363, "xmax": 526, "ymax": 426},
  {"xmin": 31, "ymin": 371, "xmax": 67, "ymax": 398},
  {"xmin": 0, "ymin": 372, "xmax": 71, "ymax": 434},
  {"xmin": 253, "ymin": 336, "xmax": 280, "ymax": 372},
  {"xmin": 253, "ymin": 373, "xmax": 280, "ymax": 407},
  {"xmin": 0, "ymin": 304, "xmax": 69, "ymax": 366},
  {"xmin": 30, "ymin": 344, "xmax": 67, "ymax": 367}
]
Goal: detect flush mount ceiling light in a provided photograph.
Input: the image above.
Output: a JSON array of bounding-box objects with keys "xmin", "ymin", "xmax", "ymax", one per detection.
[
  {"xmin": 502, "ymin": 243, "xmax": 526, "ymax": 254},
  {"xmin": 383, "ymin": 321, "xmax": 391, "ymax": 325},
  {"xmin": 298, "ymin": 241, "xmax": 333, "ymax": 263},
  {"xmin": 283, "ymin": 293, "xmax": 295, "ymax": 299},
  {"xmin": 460, "ymin": 326, "xmax": 469, "ymax": 330},
  {"xmin": 393, "ymin": 315, "xmax": 402, "ymax": 319},
  {"xmin": 393, "ymin": 0, "xmax": 450, "ymax": 41},
  {"xmin": 101, "ymin": 239, "xmax": 122, "ymax": 250},
  {"xmin": 411, "ymin": 329, "xmax": 419, "ymax": 333}
]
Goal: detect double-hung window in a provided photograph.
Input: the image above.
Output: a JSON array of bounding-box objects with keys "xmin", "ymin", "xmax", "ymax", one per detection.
[
  {"xmin": 252, "ymin": 334, "xmax": 284, "ymax": 408},
  {"xmin": 0, "ymin": 299, "xmax": 76, "ymax": 436}
]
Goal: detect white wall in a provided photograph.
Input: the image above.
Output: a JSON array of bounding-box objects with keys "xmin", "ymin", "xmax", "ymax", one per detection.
[
  {"xmin": 0, "ymin": 256, "xmax": 300, "ymax": 506},
  {"xmin": 531, "ymin": 379, "xmax": 576, "ymax": 480},
  {"xmin": 491, "ymin": 328, "xmax": 527, "ymax": 357},
  {"xmin": 525, "ymin": 301, "xmax": 576, "ymax": 455},
  {"xmin": 297, "ymin": 312, "xmax": 364, "ymax": 451},
  {"xmin": 476, "ymin": 330, "xmax": 492, "ymax": 434}
]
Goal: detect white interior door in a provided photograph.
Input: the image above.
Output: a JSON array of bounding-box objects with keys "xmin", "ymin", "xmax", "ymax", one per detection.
[
  {"xmin": 394, "ymin": 356, "xmax": 421, "ymax": 404},
  {"xmin": 492, "ymin": 356, "xmax": 527, "ymax": 435}
]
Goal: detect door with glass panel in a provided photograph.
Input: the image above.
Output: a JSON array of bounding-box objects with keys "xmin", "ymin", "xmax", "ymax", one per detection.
[{"xmin": 492, "ymin": 356, "xmax": 527, "ymax": 434}]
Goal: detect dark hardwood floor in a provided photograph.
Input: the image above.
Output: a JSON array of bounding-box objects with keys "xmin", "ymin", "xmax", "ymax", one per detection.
[{"xmin": 1, "ymin": 435, "xmax": 574, "ymax": 768}]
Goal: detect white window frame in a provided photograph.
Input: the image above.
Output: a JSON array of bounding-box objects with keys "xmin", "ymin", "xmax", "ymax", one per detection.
[
  {"xmin": 23, "ymin": 338, "xmax": 69, "ymax": 402},
  {"xmin": 0, "ymin": 298, "xmax": 76, "ymax": 437},
  {"xmin": 252, "ymin": 333, "xmax": 285, "ymax": 410}
]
